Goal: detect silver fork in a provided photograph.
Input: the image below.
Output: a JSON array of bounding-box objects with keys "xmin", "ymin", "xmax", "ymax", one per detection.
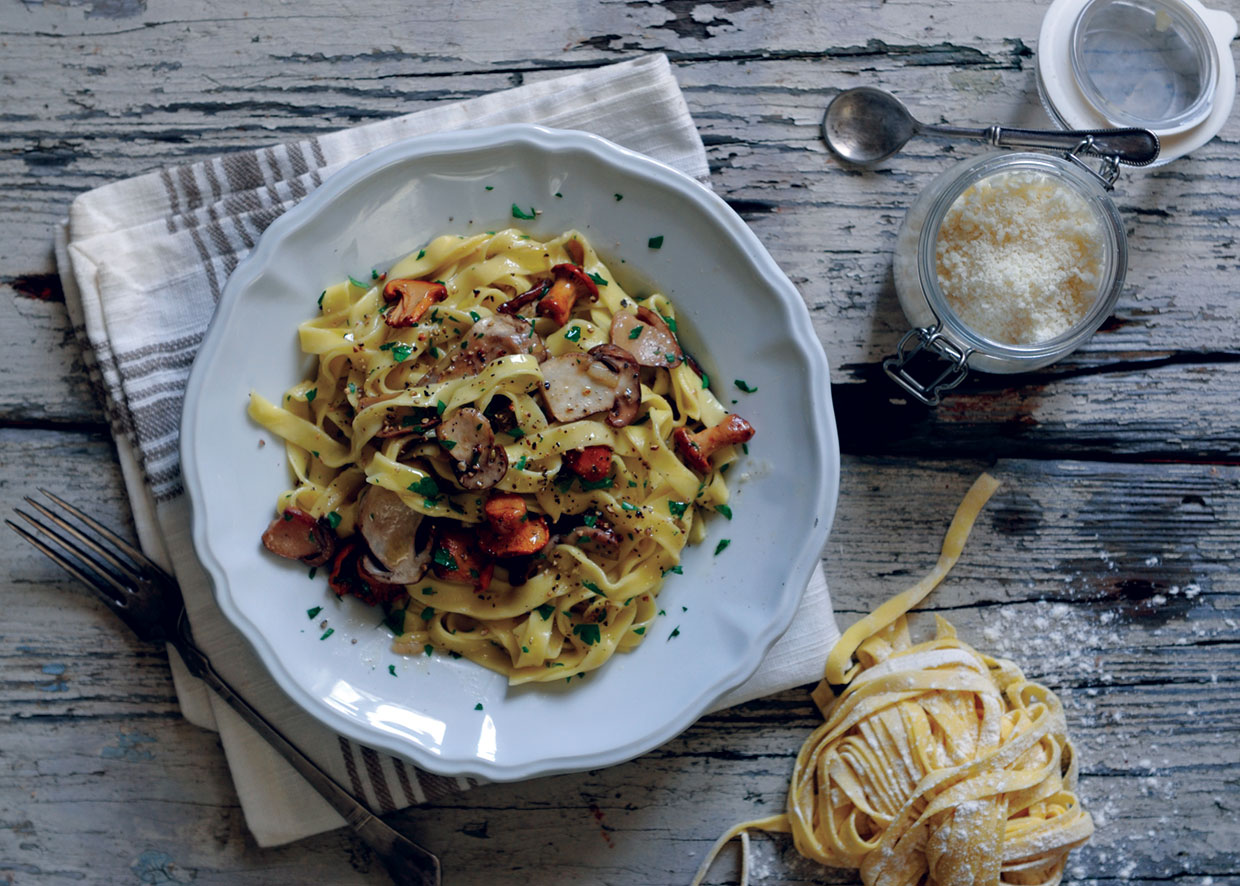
[{"xmin": 8, "ymin": 489, "xmax": 441, "ymax": 886}]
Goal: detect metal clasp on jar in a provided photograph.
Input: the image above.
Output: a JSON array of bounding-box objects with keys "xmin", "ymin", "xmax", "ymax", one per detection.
[{"xmin": 882, "ymin": 325, "xmax": 973, "ymax": 406}]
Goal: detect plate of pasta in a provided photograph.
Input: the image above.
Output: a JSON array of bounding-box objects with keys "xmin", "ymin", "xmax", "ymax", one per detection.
[{"xmin": 182, "ymin": 124, "xmax": 838, "ymax": 780}]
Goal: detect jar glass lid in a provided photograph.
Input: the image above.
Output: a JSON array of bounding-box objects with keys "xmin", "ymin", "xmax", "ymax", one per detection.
[
  {"xmin": 1036, "ymin": 0, "xmax": 1237, "ymax": 164},
  {"xmin": 1070, "ymin": 0, "xmax": 1218, "ymax": 130}
]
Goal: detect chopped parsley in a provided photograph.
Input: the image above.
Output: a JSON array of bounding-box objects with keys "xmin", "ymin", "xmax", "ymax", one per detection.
[
  {"xmin": 620, "ymin": 501, "xmax": 639, "ymax": 512},
  {"xmin": 614, "ymin": 193, "xmax": 624, "ymax": 201},
  {"xmin": 734, "ymin": 379, "xmax": 758, "ymax": 393},
  {"xmin": 320, "ymin": 628, "xmax": 334, "ymax": 640},
  {"xmin": 714, "ymin": 539, "xmax": 731, "ymax": 555},
  {"xmin": 469, "ymin": 310, "xmax": 481, "ymax": 322},
  {"xmin": 388, "ymin": 664, "xmax": 397, "ymax": 676},
  {"xmin": 587, "ymin": 271, "xmax": 608, "ymax": 287},
  {"xmin": 307, "ymin": 566, "xmax": 316, "ymax": 579},
  {"xmin": 511, "ymin": 204, "xmax": 536, "ymax": 220},
  {"xmin": 536, "ymin": 603, "xmax": 556, "ymax": 620},
  {"xmin": 579, "ymin": 476, "xmax": 614, "ymax": 491},
  {"xmin": 433, "ymin": 547, "xmax": 459, "ymax": 571},
  {"xmin": 582, "ymin": 580, "xmax": 603, "ymax": 595},
  {"xmin": 378, "ymin": 341, "xmax": 413, "ymax": 362},
  {"xmin": 716, "ymin": 504, "xmax": 733, "ymax": 520},
  {"xmin": 305, "ymin": 388, "xmax": 317, "ymax": 402},
  {"xmin": 633, "ymin": 626, "xmax": 646, "ymax": 635},
  {"xmin": 409, "ymin": 476, "xmax": 440, "ymax": 498},
  {"xmin": 474, "ymin": 702, "xmax": 484, "ymax": 710},
  {"xmin": 661, "ymin": 314, "xmax": 677, "ymax": 333},
  {"xmin": 420, "ymin": 606, "xmax": 435, "ymax": 621},
  {"xmin": 436, "ymin": 399, "xmax": 447, "ymax": 416},
  {"xmin": 701, "ymin": 371, "xmax": 710, "ymax": 389},
  {"xmin": 667, "ymin": 500, "xmax": 688, "ymax": 518},
  {"xmin": 628, "ymin": 325, "xmax": 644, "ymax": 340},
  {"xmin": 582, "ymin": 514, "xmax": 598, "ymax": 528},
  {"xmin": 484, "ymin": 185, "xmax": 494, "ymax": 191},
  {"xmin": 647, "ymin": 235, "xmax": 664, "ymax": 249},
  {"xmin": 307, "ymin": 606, "xmax": 322, "ymax": 619},
  {"xmin": 317, "ymin": 290, "xmax": 325, "ymax": 308},
  {"xmin": 514, "ymin": 455, "xmax": 528, "ymax": 471},
  {"xmin": 668, "ymin": 626, "xmax": 680, "ymax": 640},
  {"xmin": 347, "ymin": 275, "xmax": 368, "ymax": 289},
  {"xmin": 663, "ymin": 564, "xmax": 684, "ymax": 576},
  {"xmin": 384, "ymin": 609, "xmax": 406, "ymax": 635},
  {"xmin": 326, "ymin": 511, "xmax": 342, "ymax": 529},
  {"xmin": 572, "ymin": 623, "xmax": 602, "ymax": 646},
  {"xmin": 564, "ymin": 326, "xmax": 581, "ymax": 343},
  {"xmin": 424, "ymin": 644, "xmax": 434, "ymax": 657}
]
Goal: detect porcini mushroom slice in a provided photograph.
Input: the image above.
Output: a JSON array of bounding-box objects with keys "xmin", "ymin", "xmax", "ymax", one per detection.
[
  {"xmin": 358, "ymin": 485, "xmax": 432, "ymax": 583},
  {"xmin": 588, "ymin": 344, "xmax": 642, "ymax": 428},
  {"xmin": 540, "ymin": 353, "xmax": 619, "ymax": 423},
  {"xmin": 536, "ymin": 263, "xmax": 599, "ymax": 327},
  {"xmin": 463, "ymin": 313, "xmax": 547, "ymax": 363},
  {"xmin": 421, "ymin": 314, "xmax": 547, "ymax": 383},
  {"xmin": 262, "ymin": 507, "xmax": 335, "ymax": 566},
  {"xmin": 610, "ymin": 306, "xmax": 683, "ymax": 368},
  {"xmin": 436, "ymin": 407, "xmax": 509, "ymax": 490}
]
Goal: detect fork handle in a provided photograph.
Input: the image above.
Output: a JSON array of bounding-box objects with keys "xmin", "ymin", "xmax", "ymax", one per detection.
[{"xmin": 172, "ymin": 621, "xmax": 440, "ymax": 886}]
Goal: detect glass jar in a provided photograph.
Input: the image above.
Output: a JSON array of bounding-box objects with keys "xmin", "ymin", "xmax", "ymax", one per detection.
[{"xmin": 886, "ymin": 151, "xmax": 1128, "ymax": 404}]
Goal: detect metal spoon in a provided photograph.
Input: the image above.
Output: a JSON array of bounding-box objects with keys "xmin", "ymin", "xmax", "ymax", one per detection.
[{"xmin": 822, "ymin": 86, "xmax": 1160, "ymax": 167}]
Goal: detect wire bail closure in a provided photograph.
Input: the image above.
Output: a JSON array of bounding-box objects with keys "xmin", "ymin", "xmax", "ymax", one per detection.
[
  {"xmin": 1065, "ymin": 135, "xmax": 1122, "ymax": 189},
  {"xmin": 882, "ymin": 325, "xmax": 973, "ymax": 406}
]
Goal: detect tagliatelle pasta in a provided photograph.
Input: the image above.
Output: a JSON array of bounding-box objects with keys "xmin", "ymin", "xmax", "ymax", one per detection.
[
  {"xmin": 249, "ymin": 229, "xmax": 751, "ymax": 684},
  {"xmin": 691, "ymin": 474, "xmax": 1094, "ymax": 886}
]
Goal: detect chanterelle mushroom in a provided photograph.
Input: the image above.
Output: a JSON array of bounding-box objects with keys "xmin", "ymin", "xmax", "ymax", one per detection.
[
  {"xmin": 535, "ymin": 263, "xmax": 599, "ymax": 327},
  {"xmin": 610, "ymin": 306, "xmax": 683, "ymax": 368},
  {"xmin": 539, "ymin": 344, "xmax": 641, "ymax": 428},
  {"xmin": 436, "ymin": 407, "xmax": 509, "ymax": 489},
  {"xmin": 261, "ymin": 507, "xmax": 335, "ymax": 567},
  {"xmin": 673, "ymin": 413, "xmax": 755, "ymax": 473},
  {"xmin": 357, "ymin": 485, "xmax": 433, "ymax": 584},
  {"xmin": 382, "ymin": 278, "xmax": 447, "ymax": 328}
]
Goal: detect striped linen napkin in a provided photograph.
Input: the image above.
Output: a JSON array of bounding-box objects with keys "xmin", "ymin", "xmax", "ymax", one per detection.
[{"xmin": 53, "ymin": 53, "xmax": 839, "ymax": 847}]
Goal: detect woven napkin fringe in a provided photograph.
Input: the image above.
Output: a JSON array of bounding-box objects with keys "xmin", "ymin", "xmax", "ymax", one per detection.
[{"xmin": 55, "ymin": 53, "xmax": 837, "ymax": 848}]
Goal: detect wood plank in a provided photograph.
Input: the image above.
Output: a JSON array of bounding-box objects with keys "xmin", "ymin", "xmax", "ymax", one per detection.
[{"xmin": 3, "ymin": 431, "xmax": 1236, "ymax": 882}]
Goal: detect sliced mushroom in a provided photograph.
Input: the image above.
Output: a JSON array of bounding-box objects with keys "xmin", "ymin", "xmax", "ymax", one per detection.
[
  {"xmin": 673, "ymin": 413, "xmax": 756, "ymax": 473},
  {"xmin": 432, "ymin": 525, "xmax": 494, "ymax": 591},
  {"xmin": 497, "ymin": 279, "xmax": 549, "ymax": 317},
  {"xmin": 261, "ymin": 507, "xmax": 336, "ymax": 567},
  {"xmin": 610, "ymin": 306, "xmax": 683, "ymax": 368},
  {"xmin": 357, "ymin": 485, "xmax": 433, "ymax": 584},
  {"xmin": 382, "ymin": 278, "xmax": 447, "ymax": 328},
  {"xmin": 535, "ymin": 263, "xmax": 599, "ymax": 327},
  {"xmin": 588, "ymin": 344, "xmax": 642, "ymax": 428},
  {"xmin": 540, "ymin": 345, "xmax": 642, "ymax": 428},
  {"xmin": 420, "ymin": 314, "xmax": 547, "ymax": 384},
  {"xmin": 562, "ymin": 524, "xmax": 622, "ymax": 560},
  {"xmin": 563, "ymin": 445, "xmax": 613, "ymax": 482},
  {"xmin": 436, "ymin": 407, "xmax": 509, "ymax": 490}
]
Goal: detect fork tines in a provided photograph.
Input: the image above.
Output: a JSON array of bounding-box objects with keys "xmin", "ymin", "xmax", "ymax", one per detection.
[{"xmin": 7, "ymin": 489, "xmax": 149, "ymax": 607}]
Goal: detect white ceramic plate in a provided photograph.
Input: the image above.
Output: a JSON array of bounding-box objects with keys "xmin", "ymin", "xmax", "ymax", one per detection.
[{"xmin": 182, "ymin": 124, "xmax": 839, "ymax": 781}]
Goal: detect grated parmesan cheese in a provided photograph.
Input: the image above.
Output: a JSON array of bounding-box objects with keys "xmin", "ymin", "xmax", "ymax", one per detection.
[{"xmin": 935, "ymin": 168, "xmax": 1105, "ymax": 345}]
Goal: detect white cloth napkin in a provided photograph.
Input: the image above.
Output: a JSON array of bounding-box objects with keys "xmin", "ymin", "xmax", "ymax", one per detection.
[{"xmin": 54, "ymin": 53, "xmax": 839, "ymax": 847}]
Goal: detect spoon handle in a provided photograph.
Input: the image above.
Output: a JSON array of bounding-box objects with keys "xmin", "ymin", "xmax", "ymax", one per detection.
[
  {"xmin": 922, "ymin": 123, "xmax": 1159, "ymax": 166},
  {"xmin": 995, "ymin": 126, "xmax": 1159, "ymax": 166}
]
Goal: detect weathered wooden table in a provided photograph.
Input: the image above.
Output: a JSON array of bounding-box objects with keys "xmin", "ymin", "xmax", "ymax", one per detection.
[{"xmin": 3, "ymin": 1, "xmax": 1238, "ymax": 883}]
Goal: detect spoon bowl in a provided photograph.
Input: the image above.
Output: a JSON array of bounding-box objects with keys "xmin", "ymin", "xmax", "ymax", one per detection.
[{"xmin": 822, "ymin": 87, "xmax": 919, "ymax": 165}]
